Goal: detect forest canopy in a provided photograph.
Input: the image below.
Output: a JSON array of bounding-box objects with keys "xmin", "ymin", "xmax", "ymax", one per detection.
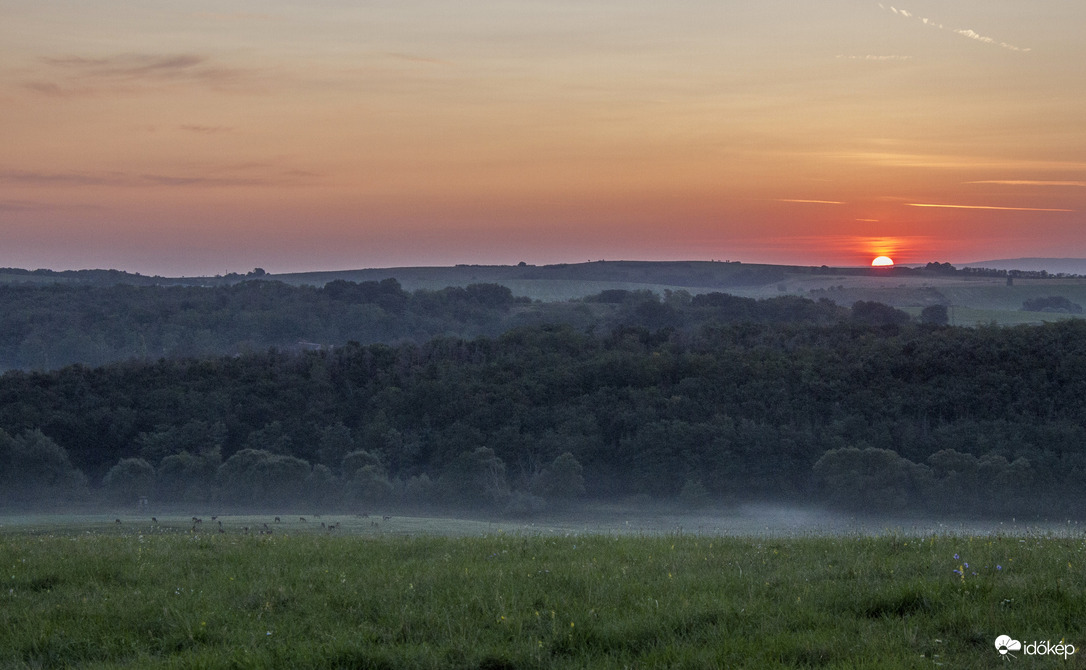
[{"xmin": 1, "ymin": 292, "xmax": 1083, "ymax": 517}]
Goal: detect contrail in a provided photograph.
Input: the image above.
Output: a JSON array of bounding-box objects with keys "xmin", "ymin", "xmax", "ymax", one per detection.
[
  {"xmin": 966, "ymin": 180, "xmax": 1086, "ymax": 187},
  {"xmin": 880, "ymin": 4, "xmax": 1031, "ymax": 52},
  {"xmin": 907, "ymin": 203, "xmax": 1072, "ymax": 212}
]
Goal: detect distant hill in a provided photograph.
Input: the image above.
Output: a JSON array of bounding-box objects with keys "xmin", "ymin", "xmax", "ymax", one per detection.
[{"xmin": 962, "ymin": 258, "xmax": 1086, "ymax": 275}]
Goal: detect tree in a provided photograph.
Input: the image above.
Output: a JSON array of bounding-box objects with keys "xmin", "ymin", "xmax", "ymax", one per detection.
[
  {"xmin": 1021, "ymin": 296, "xmax": 1083, "ymax": 313},
  {"xmin": 439, "ymin": 447, "xmax": 509, "ymax": 507},
  {"xmin": 532, "ymin": 452, "xmax": 586, "ymax": 500},
  {"xmin": 102, "ymin": 458, "xmax": 155, "ymax": 504},
  {"xmin": 349, "ymin": 465, "xmax": 393, "ymax": 505},
  {"xmin": 317, "ymin": 423, "xmax": 356, "ymax": 472},
  {"xmin": 156, "ymin": 450, "xmax": 217, "ymax": 503},
  {"xmin": 919, "ymin": 304, "xmax": 949, "ymax": 325},
  {"xmin": 0, "ymin": 429, "xmax": 87, "ymax": 506},
  {"xmin": 305, "ymin": 464, "xmax": 342, "ymax": 509},
  {"xmin": 341, "ymin": 449, "xmax": 383, "ymax": 478},
  {"xmin": 851, "ymin": 301, "xmax": 911, "ymax": 326},
  {"xmin": 243, "ymin": 421, "xmax": 294, "ymax": 455},
  {"xmin": 217, "ymin": 449, "xmax": 311, "ymax": 505},
  {"xmin": 812, "ymin": 447, "xmax": 928, "ymax": 512},
  {"xmin": 679, "ymin": 479, "xmax": 711, "ymax": 509}
]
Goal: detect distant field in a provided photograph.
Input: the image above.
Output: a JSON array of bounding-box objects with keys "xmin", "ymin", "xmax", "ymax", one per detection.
[
  {"xmin": 7, "ymin": 260, "xmax": 1086, "ymax": 325},
  {"xmin": 273, "ymin": 263, "xmax": 1086, "ymax": 325},
  {"xmin": 2, "ymin": 512, "xmax": 1084, "ymax": 668}
]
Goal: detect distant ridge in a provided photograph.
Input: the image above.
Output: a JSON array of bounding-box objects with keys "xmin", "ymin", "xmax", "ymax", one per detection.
[{"xmin": 961, "ymin": 258, "xmax": 1086, "ymax": 275}]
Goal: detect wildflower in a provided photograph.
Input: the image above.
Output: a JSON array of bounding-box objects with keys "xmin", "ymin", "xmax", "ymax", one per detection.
[
  {"xmin": 963, "ymin": 563, "xmax": 969, "ymax": 569},
  {"xmin": 997, "ymin": 564, "xmax": 1002, "ymax": 571},
  {"xmin": 953, "ymin": 553, "xmax": 960, "ymax": 560}
]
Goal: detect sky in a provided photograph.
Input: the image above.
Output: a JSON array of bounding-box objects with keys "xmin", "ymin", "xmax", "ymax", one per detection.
[{"xmin": 2, "ymin": 1, "xmax": 1085, "ymax": 275}]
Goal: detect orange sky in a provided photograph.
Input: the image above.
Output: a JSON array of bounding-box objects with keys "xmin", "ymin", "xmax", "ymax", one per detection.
[{"xmin": 2, "ymin": 1, "xmax": 1085, "ymax": 274}]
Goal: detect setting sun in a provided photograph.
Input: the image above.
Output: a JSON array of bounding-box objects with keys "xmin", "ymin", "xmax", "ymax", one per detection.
[{"xmin": 871, "ymin": 256, "xmax": 895, "ymax": 267}]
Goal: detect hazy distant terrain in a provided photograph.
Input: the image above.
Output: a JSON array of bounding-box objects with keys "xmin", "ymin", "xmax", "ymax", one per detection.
[
  {"xmin": 964, "ymin": 258, "xmax": 1086, "ymax": 275},
  {"xmin": 3, "ymin": 260, "xmax": 1086, "ymax": 371},
  {"xmin": 219, "ymin": 259, "xmax": 1086, "ymax": 324}
]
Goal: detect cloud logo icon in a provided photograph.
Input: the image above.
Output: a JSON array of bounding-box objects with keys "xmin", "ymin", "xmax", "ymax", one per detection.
[{"xmin": 995, "ymin": 635, "xmax": 1022, "ymax": 655}]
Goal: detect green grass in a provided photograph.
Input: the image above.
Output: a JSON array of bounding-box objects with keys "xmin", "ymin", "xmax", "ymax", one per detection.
[{"xmin": 2, "ymin": 519, "xmax": 1084, "ymax": 668}]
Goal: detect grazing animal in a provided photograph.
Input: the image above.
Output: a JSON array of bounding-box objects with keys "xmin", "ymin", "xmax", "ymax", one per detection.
[
  {"xmin": 299, "ymin": 517, "xmax": 307, "ymax": 522},
  {"xmin": 151, "ymin": 517, "xmax": 158, "ymax": 523},
  {"xmin": 115, "ymin": 519, "xmax": 121, "ymax": 524},
  {"xmin": 274, "ymin": 517, "xmax": 281, "ymax": 523},
  {"xmin": 383, "ymin": 515, "xmax": 391, "ymax": 521},
  {"xmin": 211, "ymin": 516, "xmax": 218, "ymax": 521},
  {"xmin": 243, "ymin": 526, "xmax": 249, "ymax": 533},
  {"xmin": 263, "ymin": 523, "xmax": 270, "ymax": 530}
]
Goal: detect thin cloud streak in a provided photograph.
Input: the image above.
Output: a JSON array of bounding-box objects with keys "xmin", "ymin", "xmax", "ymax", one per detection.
[
  {"xmin": 22, "ymin": 52, "xmax": 259, "ymax": 96},
  {"xmin": 0, "ymin": 169, "xmax": 311, "ymax": 188},
  {"xmin": 380, "ymin": 52, "xmax": 452, "ymax": 66},
  {"xmin": 836, "ymin": 54, "xmax": 913, "ymax": 61},
  {"xmin": 880, "ymin": 4, "xmax": 1031, "ymax": 52},
  {"xmin": 776, "ymin": 199, "xmax": 845, "ymax": 205},
  {"xmin": 966, "ymin": 180, "xmax": 1086, "ymax": 187},
  {"xmin": 841, "ymin": 152, "xmax": 1086, "ymax": 172},
  {"xmin": 907, "ymin": 203, "xmax": 1074, "ymax": 212},
  {"xmin": 180, "ymin": 125, "xmax": 234, "ymax": 134},
  {"xmin": 0, "ymin": 200, "xmax": 37, "ymax": 212}
]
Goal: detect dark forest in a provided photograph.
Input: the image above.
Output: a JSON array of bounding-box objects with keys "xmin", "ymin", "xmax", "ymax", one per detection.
[{"xmin": 1, "ymin": 278, "xmax": 1082, "ymax": 518}]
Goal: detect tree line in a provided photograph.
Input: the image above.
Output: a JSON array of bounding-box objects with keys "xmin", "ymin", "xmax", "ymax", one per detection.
[
  {"xmin": 2, "ymin": 309, "xmax": 1085, "ymax": 517},
  {"xmin": 0, "ymin": 279, "xmax": 863, "ymax": 371}
]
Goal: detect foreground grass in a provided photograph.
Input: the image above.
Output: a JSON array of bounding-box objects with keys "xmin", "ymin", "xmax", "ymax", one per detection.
[{"xmin": 2, "ymin": 525, "xmax": 1084, "ymax": 669}]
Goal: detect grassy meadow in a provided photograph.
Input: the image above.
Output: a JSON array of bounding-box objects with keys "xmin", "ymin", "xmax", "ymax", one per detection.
[{"xmin": 2, "ymin": 514, "xmax": 1084, "ymax": 668}]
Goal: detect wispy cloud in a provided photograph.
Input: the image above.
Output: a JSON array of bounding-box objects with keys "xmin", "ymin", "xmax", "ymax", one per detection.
[
  {"xmin": 190, "ymin": 12, "xmax": 278, "ymax": 22},
  {"xmin": 0, "ymin": 169, "xmax": 118, "ymax": 186},
  {"xmin": 966, "ymin": 180, "xmax": 1086, "ymax": 187},
  {"xmin": 776, "ymin": 199, "xmax": 845, "ymax": 205},
  {"xmin": 880, "ymin": 4, "xmax": 1031, "ymax": 53},
  {"xmin": 22, "ymin": 53, "xmax": 258, "ymax": 96},
  {"xmin": 907, "ymin": 203, "xmax": 1073, "ymax": 212},
  {"xmin": 836, "ymin": 54, "xmax": 914, "ymax": 61},
  {"xmin": 180, "ymin": 125, "xmax": 234, "ymax": 134},
  {"xmin": 380, "ymin": 52, "xmax": 452, "ymax": 66},
  {"xmin": 0, "ymin": 199, "xmax": 38, "ymax": 212},
  {"xmin": 0, "ymin": 199, "xmax": 96, "ymax": 212},
  {"xmin": 840, "ymin": 151, "xmax": 1086, "ymax": 172},
  {"xmin": 0, "ymin": 168, "xmax": 314, "ymax": 188}
]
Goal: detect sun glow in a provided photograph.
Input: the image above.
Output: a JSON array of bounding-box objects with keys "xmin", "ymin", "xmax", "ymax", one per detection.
[{"xmin": 871, "ymin": 256, "xmax": 894, "ymax": 267}]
